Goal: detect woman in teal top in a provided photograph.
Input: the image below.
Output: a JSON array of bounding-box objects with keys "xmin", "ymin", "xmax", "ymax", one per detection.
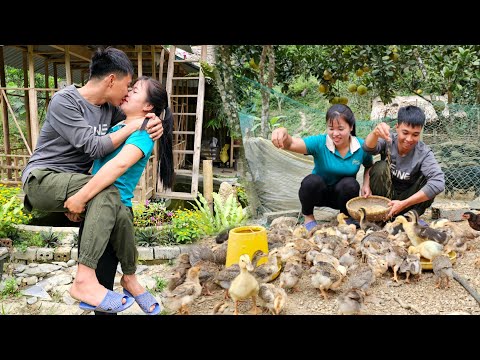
[
  {"xmin": 272, "ymin": 104, "xmax": 373, "ymax": 231},
  {"xmin": 65, "ymin": 76, "xmax": 173, "ymax": 314}
]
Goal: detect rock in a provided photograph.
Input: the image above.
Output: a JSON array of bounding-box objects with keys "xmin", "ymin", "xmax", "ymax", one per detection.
[
  {"xmin": 37, "ymin": 273, "xmax": 73, "ymax": 287},
  {"xmin": 13, "ymin": 265, "xmax": 26, "ymax": 274},
  {"xmin": 66, "ymin": 259, "xmax": 76, "ymax": 267},
  {"xmin": 52, "ymin": 261, "xmax": 68, "ymax": 268},
  {"xmin": 28, "ymin": 263, "xmax": 38, "ymax": 268},
  {"xmin": 21, "ymin": 285, "xmax": 52, "ymax": 300},
  {"xmin": 63, "ymin": 292, "xmax": 76, "ymax": 306},
  {"xmin": 24, "ymin": 276, "xmax": 38, "ymax": 286},
  {"xmin": 27, "ymin": 297, "xmax": 38, "ymax": 305},
  {"xmin": 22, "ymin": 263, "xmax": 62, "ymax": 278}
]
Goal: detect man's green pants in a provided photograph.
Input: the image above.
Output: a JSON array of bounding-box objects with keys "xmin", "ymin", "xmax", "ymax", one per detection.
[
  {"xmin": 369, "ymin": 160, "xmax": 434, "ymax": 216},
  {"xmin": 23, "ymin": 169, "xmax": 138, "ymax": 274}
]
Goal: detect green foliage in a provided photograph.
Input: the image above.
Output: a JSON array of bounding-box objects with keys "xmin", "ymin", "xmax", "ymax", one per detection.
[
  {"xmin": 190, "ymin": 193, "xmax": 247, "ymax": 236},
  {"xmin": 133, "ymin": 200, "xmax": 172, "ymax": 227},
  {"xmin": 38, "ymin": 230, "xmax": 60, "ymax": 248},
  {"xmin": 287, "ymin": 74, "xmax": 320, "ymax": 97},
  {"xmin": 0, "ymin": 185, "xmax": 32, "ymax": 238},
  {"xmin": 170, "ymin": 209, "xmax": 203, "ymax": 244},
  {"xmin": 250, "ymin": 115, "xmax": 286, "ymax": 136},
  {"xmin": 1, "ymin": 278, "xmax": 19, "ymax": 298},
  {"xmin": 236, "ymin": 186, "xmax": 249, "ymax": 208},
  {"xmin": 135, "ymin": 227, "xmax": 160, "ymax": 247},
  {"xmin": 151, "ymin": 276, "xmax": 168, "ymax": 293}
]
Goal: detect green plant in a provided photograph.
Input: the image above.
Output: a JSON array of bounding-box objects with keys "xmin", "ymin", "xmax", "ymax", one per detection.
[
  {"xmin": 250, "ymin": 115, "xmax": 286, "ymax": 137},
  {"xmin": 39, "ymin": 230, "xmax": 60, "ymax": 248},
  {"xmin": 151, "ymin": 276, "xmax": 167, "ymax": 293},
  {"xmin": 191, "ymin": 193, "xmax": 247, "ymax": 236},
  {"xmin": 236, "ymin": 186, "xmax": 249, "ymax": 208},
  {"xmin": 171, "ymin": 209, "xmax": 203, "ymax": 244},
  {"xmin": 133, "ymin": 200, "xmax": 172, "ymax": 227},
  {"xmin": 135, "ymin": 227, "xmax": 160, "ymax": 247},
  {"xmin": 1, "ymin": 278, "xmax": 19, "ymax": 298}
]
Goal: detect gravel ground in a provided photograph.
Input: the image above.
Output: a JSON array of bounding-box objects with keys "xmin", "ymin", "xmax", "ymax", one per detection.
[{"xmin": 2, "ymin": 223, "xmax": 479, "ymax": 316}]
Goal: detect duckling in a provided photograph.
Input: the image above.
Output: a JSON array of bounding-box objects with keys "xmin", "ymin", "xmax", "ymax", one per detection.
[
  {"xmin": 188, "ymin": 245, "xmax": 215, "ymax": 265},
  {"xmin": 277, "ymin": 242, "xmax": 300, "ymax": 263},
  {"xmin": 408, "ymin": 241, "xmax": 444, "ymax": 261},
  {"xmin": 229, "ymin": 254, "xmax": 260, "ymax": 315},
  {"xmin": 215, "ymin": 227, "xmax": 232, "ymax": 244},
  {"xmin": 164, "ymin": 266, "xmax": 202, "ymax": 315},
  {"xmin": 392, "ymin": 215, "xmax": 426, "ymax": 247},
  {"xmin": 347, "ymin": 257, "xmax": 388, "ymax": 292},
  {"xmin": 310, "ymin": 261, "xmax": 346, "ymax": 300},
  {"xmin": 398, "ymin": 253, "xmax": 422, "ymax": 283},
  {"xmin": 213, "ymin": 250, "xmax": 265, "ymax": 299},
  {"xmin": 358, "ymin": 207, "xmax": 382, "ymax": 232},
  {"xmin": 336, "ymin": 213, "xmax": 357, "ymax": 237},
  {"xmin": 405, "ymin": 210, "xmax": 448, "ymax": 244},
  {"xmin": 279, "ymin": 258, "xmax": 303, "ymax": 292},
  {"xmin": 212, "ymin": 241, "xmax": 228, "ymax": 265},
  {"xmin": 292, "ymin": 225, "xmax": 308, "ymax": 239},
  {"xmin": 305, "ymin": 249, "xmax": 322, "ymax": 266},
  {"xmin": 385, "ymin": 246, "xmax": 408, "ymax": 282},
  {"xmin": 258, "ymin": 283, "xmax": 288, "ymax": 315},
  {"xmin": 337, "ymin": 288, "xmax": 366, "ymax": 315},
  {"xmin": 359, "ymin": 230, "xmax": 391, "ymax": 261},
  {"xmin": 462, "ymin": 211, "xmax": 480, "ymax": 231},
  {"xmin": 214, "ymin": 263, "xmax": 240, "ymax": 299},
  {"xmin": 432, "ymin": 255, "xmax": 453, "ymax": 289},
  {"xmin": 338, "ymin": 247, "xmax": 357, "ymax": 269},
  {"xmin": 194, "ymin": 260, "xmax": 221, "ymax": 296},
  {"xmin": 254, "ymin": 250, "xmax": 281, "ymax": 283},
  {"xmin": 167, "ymin": 253, "xmax": 191, "ymax": 291},
  {"xmin": 312, "ymin": 252, "xmax": 340, "ymax": 268}
]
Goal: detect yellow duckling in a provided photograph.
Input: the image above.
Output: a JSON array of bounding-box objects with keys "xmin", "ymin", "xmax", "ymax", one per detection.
[{"xmin": 229, "ymin": 254, "xmax": 260, "ymax": 315}]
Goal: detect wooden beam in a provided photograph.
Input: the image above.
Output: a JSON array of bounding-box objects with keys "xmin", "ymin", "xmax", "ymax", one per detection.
[
  {"xmin": 159, "ymin": 48, "xmax": 165, "ymax": 84},
  {"xmin": 0, "ymin": 46, "xmax": 10, "ymax": 159},
  {"xmin": 151, "ymin": 45, "xmax": 156, "ymax": 79},
  {"xmin": 203, "ymin": 160, "xmax": 213, "ymax": 213},
  {"xmin": 22, "ymin": 51, "xmax": 32, "ymax": 147},
  {"xmin": 49, "ymin": 45, "xmax": 91, "ymax": 62},
  {"xmin": 65, "ymin": 46, "xmax": 72, "ymax": 85},
  {"xmin": 28, "ymin": 46, "xmax": 39, "ymax": 149},
  {"xmin": 190, "ymin": 45, "xmax": 207, "ymax": 196},
  {"xmin": 1, "ymin": 90, "xmax": 32, "ymax": 155},
  {"xmin": 137, "ymin": 45, "xmax": 143, "ymax": 77},
  {"xmin": 53, "ymin": 63, "xmax": 58, "ymax": 88},
  {"xmin": 166, "ymin": 45, "xmax": 176, "ymax": 108}
]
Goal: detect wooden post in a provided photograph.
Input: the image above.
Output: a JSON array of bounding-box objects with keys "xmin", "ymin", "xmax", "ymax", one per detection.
[
  {"xmin": 0, "ymin": 46, "xmax": 10, "ymax": 157},
  {"xmin": 65, "ymin": 45, "xmax": 72, "ymax": 85},
  {"xmin": 28, "ymin": 45, "xmax": 39, "ymax": 149},
  {"xmin": 53, "ymin": 63, "xmax": 58, "ymax": 88},
  {"xmin": 22, "ymin": 51, "xmax": 32, "ymax": 147},
  {"xmin": 44, "ymin": 60, "xmax": 50, "ymax": 108},
  {"xmin": 151, "ymin": 45, "xmax": 156, "ymax": 79},
  {"xmin": 159, "ymin": 48, "xmax": 165, "ymax": 84},
  {"xmin": 203, "ymin": 159, "xmax": 214, "ymax": 213},
  {"xmin": 137, "ymin": 45, "xmax": 143, "ymax": 77},
  {"xmin": 191, "ymin": 46, "xmax": 207, "ymax": 196}
]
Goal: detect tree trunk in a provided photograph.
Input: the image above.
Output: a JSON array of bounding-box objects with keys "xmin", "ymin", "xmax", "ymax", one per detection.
[
  {"xmin": 213, "ymin": 46, "xmax": 241, "ymax": 138},
  {"xmin": 258, "ymin": 45, "xmax": 276, "ymax": 138}
]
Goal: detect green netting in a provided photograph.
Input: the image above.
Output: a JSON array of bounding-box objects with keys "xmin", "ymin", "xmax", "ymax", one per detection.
[{"xmin": 232, "ymin": 76, "xmax": 480, "ymax": 213}]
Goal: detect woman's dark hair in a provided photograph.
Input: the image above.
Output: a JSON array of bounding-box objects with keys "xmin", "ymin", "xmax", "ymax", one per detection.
[
  {"xmin": 90, "ymin": 47, "xmax": 134, "ymax": 80},
  {"xmin": 133, "ymin": 76, "xmax": 174, "ymax": 190},
  {"xmin": 326, "ymin": 104, "xmax": 356, "ymax": 136}
]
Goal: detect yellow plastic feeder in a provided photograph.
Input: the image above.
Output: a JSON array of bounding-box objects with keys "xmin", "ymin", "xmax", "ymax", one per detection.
[{"xmin": 225, "ymin": 226, "xmax": 269, "ymax": 268}]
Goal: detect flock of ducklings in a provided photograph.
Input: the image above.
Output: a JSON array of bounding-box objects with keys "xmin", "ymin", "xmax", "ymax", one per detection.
[{"xmin": 161, "ymin": 207, "xmax": 480, "ymax": 315}]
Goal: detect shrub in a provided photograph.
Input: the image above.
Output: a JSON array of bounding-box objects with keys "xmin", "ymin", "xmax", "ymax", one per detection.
[
  {"xmin": 133, "ymin": 199, "xmax": 173, "ymax": 227},
  {"xmin": 170, "ymin": 209, "xmax": 203, "ymax": 244}
]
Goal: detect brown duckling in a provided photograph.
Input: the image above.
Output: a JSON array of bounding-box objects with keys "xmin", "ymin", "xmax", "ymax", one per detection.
[
  {"xmin": 405, "ymin": 210, "xmax": 448, "ymax": 244},
  {"xmin": 432, "ymin": 255, "xmax": 453, "ymax": 289},
  {"xmin": 358, "ymin": 207, "xmax": 382, "ymax": 232},
  {"xmin": 167, "ymin": 253, "xmax": 191, "ymax": 291},
  {"xmin": 164, "ymin": 266, "xmax": 202, "ymax": 315},
  {"xmin": 398, "ymin": 253, "xmax": 422, "ymax": 283},
  {"xmin": 385, "ymin": 245, "xmax": 408, "ymax": 282},
  {"xmin": 337, "ymin": 288, "xmax": 366, "ymax": 315},
  {"xmin": 279, "ymin": 258, "xmax": 303, "ymax": 292},
  {"xmin": 310, "ymin": 261, "xmax": 346, "ymax": 300},
  {"xmin": 258, "ymin": 283, "xmax": 288, "ymax": 315}
]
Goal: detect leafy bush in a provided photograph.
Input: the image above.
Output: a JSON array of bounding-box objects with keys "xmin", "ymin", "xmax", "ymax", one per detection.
[
  {"xmin": 170, "ymin": 209, "xmax": 203, "ymax": 244},
  {"xmin": 135, "ymin": 227, "xmax": 160, "ymax": 247},
  {"xmin": 0, "ymin": 185, "xmax": 32, "ymax": 227},
  {"xmin": 151, "ymin": 276, "xmax": 167, "ymax": 293},
  {"xmin": 191, "ymin": 193, "xmax": 247, "ymax": 236},
  {"xmin": 133, "ymin": 199, "xmax": 173, "ymax": 227},
  {"xmin": 236, "ymin": 186, "xmax": 249, "ymax": 208},
  {"xmin": 1, "ymin": 278, "xmax": 19, "ymax": 298}
]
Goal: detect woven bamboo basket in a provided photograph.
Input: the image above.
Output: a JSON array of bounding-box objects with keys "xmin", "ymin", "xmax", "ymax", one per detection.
[{"xmin": 346, "ymin": 195, "xmax": 391, "ymax": 222}]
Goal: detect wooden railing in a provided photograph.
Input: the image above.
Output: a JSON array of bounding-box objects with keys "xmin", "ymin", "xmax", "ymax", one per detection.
[{"xmin": 0, "ymin": 153, "xmax": 29, "ymax": 185}]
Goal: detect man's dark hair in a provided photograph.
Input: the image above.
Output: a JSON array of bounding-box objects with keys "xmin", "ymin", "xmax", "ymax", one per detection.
[
  {"xmin": 397, "ymin": 105, "xmax": 426, "ymax": 127},
  {"xmin": 89, "ymin": 47, "xmax": 134, "ymax": 80}
]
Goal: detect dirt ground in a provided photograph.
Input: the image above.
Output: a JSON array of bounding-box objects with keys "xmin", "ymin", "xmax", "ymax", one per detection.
[{"xmin": 2, "ymin": 218, "xmax": 479, "ymax": 316}]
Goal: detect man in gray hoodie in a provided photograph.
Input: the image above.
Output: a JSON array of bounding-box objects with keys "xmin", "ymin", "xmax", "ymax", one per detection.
[{"xmin": 362, "ymin": 105, "xmax": 445, "ymax": 219}]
